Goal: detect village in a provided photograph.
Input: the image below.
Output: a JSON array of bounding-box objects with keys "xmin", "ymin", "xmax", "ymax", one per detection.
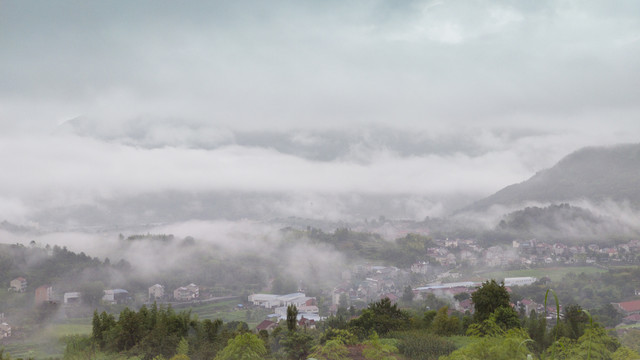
[{"xmin": 3, "ymin": 234, "xmax": 640, "ymax": 343}]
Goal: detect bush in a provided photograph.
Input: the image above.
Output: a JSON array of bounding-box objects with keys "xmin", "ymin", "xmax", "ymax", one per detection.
[{"xmin": 390, "ymin": 330, "xmax": 457, "ymax": 360}]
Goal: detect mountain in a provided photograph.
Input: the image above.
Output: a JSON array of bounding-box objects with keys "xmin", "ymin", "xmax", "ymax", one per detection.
[
  {"xmin": 495, "ymin": 203, "xmax": 640, "ymax": 241},
  {"xmin": 462, "ymin": 143, "xmax": 640, "ymax": 212}
]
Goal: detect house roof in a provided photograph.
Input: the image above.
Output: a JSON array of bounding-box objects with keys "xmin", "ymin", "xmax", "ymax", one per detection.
[
  {"xmin": 616, "ymin": 300, "xmax": 640, "ymax": 313},
  {"xmin": 256, "ymin": 320, "xmax": 277, "ymax": 331},
  {"xmin": 298, "ymin": 317, "xmax": 315, "ymax": 325},
  {"xmin": 105, "ymin": 289, "xmax": 128, "ymax": 294},
  {"xmin": 14, "ymin": 277, "xmax": 26, "ymax": 281},
  {"xmin": 381, "ymin": 293, "xmax": 399, "ymax": 301},
  {"xmin": 279, "ymin": 293, "xmax": 305, "ymax": 301},
  {"xmin": 623, "ymin": 313, "xmax": 640, "ymax": 322},
  {"xmin": 460, "ymin": 299, "xmax": 473, "ymax": 308}
]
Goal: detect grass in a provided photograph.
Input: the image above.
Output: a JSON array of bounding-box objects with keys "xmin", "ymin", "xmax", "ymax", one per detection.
[
  {"xmin": 183, "ymin": 300, "xmax": 274, "ymax": 328},
  {"xmin": 479, "ymin": 266, "xmax": 607, "ymax": 282},
  {"xmin": 445, "ymin": 335, "xmax": 481, "ymax": 349},
  {"xmin": 1, "ymin": 317, "xmax": 92, "ymax": 359},
  {"xmin": 615, "ymin": 323, "xmax": 640, "ymax": 330},
  {"xmin": 2, "ymin": 300, "xmax": 272, "ymax": 358}
]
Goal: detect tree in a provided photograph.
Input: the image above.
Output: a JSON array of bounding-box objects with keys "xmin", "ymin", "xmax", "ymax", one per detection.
[
  {"xmin": 362, "ymin": 332, "xmax": 398, "ymax": 360},
  {"xmin": 563, "ymin": 304, "xmax": 588, "ymax": 339},
  {"xmin": 592, "ymin": 303, "xmax": 623, "ymax": 328},
  {"xmin": 79, "ymin": 281, "xmax": 104, "ymax": 307},
  {"xmin": 432, "ymin": 307, "xmax": 461, "ymax": 336},
  {"xmin": 339, "ymin": 293, "xmax": 349, "ymax": 308},
  {"xmin": 319, "ymin": 328, "xmax": 357, "ymax": 345},
  {"xmin": 176, "ymin": 337, "xmax": 189, "ymax": 355},
  {"xmin": 442, "ymin": 328, "xmax": 533, "ymax": 360},
  {"xmin": 466, "ymin": 316, "xmax": 505, "ymax": 337},
  {"xmin": 544, "ymin": 324, "xmax": 621, "ymax": 360},
  {"xmin": 169, "ymin": 356, "xmax": 189, "ymax": 360},
  {"xmin": 215, "ymin": 333, "xmax": 267, "ymax": 360},
  {"xmin": 620, "ymin": 329, "xmax": 640, "ymax": 353},
  {"xmin": 423, "ymin": 310, "xmax": 437, "ymax": 329},
  {"xmin": 527, "ymin": 310, "xmax": 548, "ymax": 353},
  {"xmin": 348, "ymin": 298, "xmax": 410, "ymax": 337},
  {"xmin": 309, "ymin": 339, "xmax": 349, "ymax": 360},
  {"xmin": 92, "ymin": 311, "xmax": 102, "ymax": 347},
  {"xmin": 117, "ymin": 307, "xmax": 143, "ymax": 351},
  {"xmin": 272, "ymin": 276, "xmax": 297, "ymax": 295},
  {"xmin": 472, "ymin": 280, "xmax": 511, "ymax": 323},
  {"xmin": 492, "ymin": 305, "xmax": 521, "ymax": 330},
  {"xmin": 287, "ymin": 305, "xmax": 298, "ymax": 332},
  {"xmin": 612, "ymin": 347, "xmax": 640, "ymax": 360},
  {"xmin": 280, "ymin": 331, "xmax": 314, "ymax": 360},
  {"xmin": 402, "ymin": 286, "xmax": 414, "ymax": 304}
]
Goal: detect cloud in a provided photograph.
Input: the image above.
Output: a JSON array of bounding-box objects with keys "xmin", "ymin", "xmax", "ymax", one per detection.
[
  {"xmin": 1, "ymin": 1, "xmax": 639, "ymax": 131},
  {"xmin": 0, "ymin": 132, "xmax": 528, "ymax": 200},
  {"xmin": 1, "ymin": 1, "xmax": 640, "ymax": 226}
]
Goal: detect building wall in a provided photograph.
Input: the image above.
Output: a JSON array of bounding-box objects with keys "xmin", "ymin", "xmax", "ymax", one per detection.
[{"xmin": 35, "ymin": 286, "xmax": 53, "ymax": 304}]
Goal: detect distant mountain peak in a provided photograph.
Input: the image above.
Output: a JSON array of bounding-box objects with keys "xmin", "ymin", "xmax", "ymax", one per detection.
[{"xmin": 460, "ymin": 143, "xmax": 640, "ymax": 212}]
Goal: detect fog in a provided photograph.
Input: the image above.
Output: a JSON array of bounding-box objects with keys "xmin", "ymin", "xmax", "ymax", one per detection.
[
  {"xmin": 2, "ymin": 1, "xmax": 640, "ymax": 227},
  {"xmin": 3, "ymin": 3, "xmax": 640, "ymax": 358}
]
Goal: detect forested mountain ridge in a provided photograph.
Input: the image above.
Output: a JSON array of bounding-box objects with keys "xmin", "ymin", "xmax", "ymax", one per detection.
[
  {"xmin": 494, "ymin": 203, "xmax": 640, "ymax": 242},
  {"xmin": 462, "ymin": 143, "xmax": 640, "ymax": 212}
]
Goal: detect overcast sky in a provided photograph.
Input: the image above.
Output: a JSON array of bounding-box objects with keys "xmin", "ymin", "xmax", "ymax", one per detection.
[{"xmin": 1, "ymin": 1, "xmax": 639, "ymax": 223}]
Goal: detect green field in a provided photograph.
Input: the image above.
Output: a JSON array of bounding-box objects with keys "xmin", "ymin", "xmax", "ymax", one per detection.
[
  {"xmin": 1, "ymin": 319, "xmax": 91, "ymax": 358},
  {"xmin": 1, "ymin": 299, "xmax": 273, "ymax": 358},
  {"xmin": 479, "ymin": 266, "xmax": 607, "ymax": 282},
  {"xmin": 188, "ymin": 300, "xmax": 273, "ymax": 328}
]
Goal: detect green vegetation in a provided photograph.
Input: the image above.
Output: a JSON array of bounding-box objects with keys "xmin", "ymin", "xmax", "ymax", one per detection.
[
  {"xmin": 0, "ymin": 318, "xmax": 92, "ymax": 359},
  {"xmin": 7, "ymin": 281, "xmax": 635, "ymax": 360},
  {"xmin": 512, "ymin": 267, "xmax": 640, "ymax": 325},
  {"xmin": 187, "ymin": 300, "xmax": 271, "ymax": 327},
  {"xmin": 283, "ymin": 229, "xmax": 436, "ymax": 267},
  {"xmin": 214, "ymin": 332, "xmax": 267, "ymax": 360},
  {"xmin": 480, "ymin": 266, "xmax": 607, "ymax": 282}
]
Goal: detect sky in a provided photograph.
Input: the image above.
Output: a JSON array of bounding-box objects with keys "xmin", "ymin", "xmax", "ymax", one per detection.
[{"xmin": 1, "ymin": 0, "xmax": 639, "ymax": 224}]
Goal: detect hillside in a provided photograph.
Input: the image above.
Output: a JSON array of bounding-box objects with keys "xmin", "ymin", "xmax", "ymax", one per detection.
[
  {"xmin": 494, "ymin": 203, "xmax": 640, "ymax": 242},
  {"xmin": 463, "ymin": 143, "xmax": 640, "ymax": 212}
]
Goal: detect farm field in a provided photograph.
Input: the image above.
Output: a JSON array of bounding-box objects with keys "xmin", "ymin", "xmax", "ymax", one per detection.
[
  {"xmin": 1, "ymin": 299, "xmax": 271, "ymax": 358},
  {"xmin": 479, "ymin": 266, "xmax": 607, "ymax": 282},
  {"xmin": 1, "ymin": 318, "xmax": 91, "ymax": 358},
  {"xmin": 188, "ymin": 300, "xmax": 274, "ymax": 328}
]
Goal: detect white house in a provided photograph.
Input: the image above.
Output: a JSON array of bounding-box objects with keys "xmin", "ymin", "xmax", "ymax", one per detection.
[
  {"xmin": 248, "ymin": 293, "xmax": 315, "ymax": 308},
  {"xmin": 9, "ymin": 277, "xmax": 27, "ymax": 292},
  {"xmin": 103, "ymin": 289, "xmax": 130, "ymax": 304},
  {"xmin": 504, "ymin": 277, "xmax": 537, "ymax": 287},
  {"xmin": 0, "ymin": 322, "xmax": 11, "ymax": 338},
  {"xmin": 64, "ymin": 292, "xmax": 82, "ymax": 304},
  {"xmin": 173, "ymin": 283, "xmax": 199, "ymax": 301},
  {"xmin": 248, "ymin": 294, "xmax": 280, "ymax": 308},
  {"xmin": 149, "ymin": 284, "xmax": 165, "ymax": 301}
]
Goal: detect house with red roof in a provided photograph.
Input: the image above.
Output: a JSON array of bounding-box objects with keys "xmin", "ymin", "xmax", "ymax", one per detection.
[
  {"xmin": 255, "ymin": 320, "xmax": 278, "ymax": 332},
  {"xmin": 380, "ymin": 293, "xmax": 399, "ymax": 304},
  {"xmin": 613, "ymin": 300, "xmax": 640, "ymax": 315},
  {"xmin": 623, "ymin": 313, "xmax": 640, "ymax": 324},
  {"xmin": 298, "ymin": 316, "xmax": 316, "ymax": 330}
]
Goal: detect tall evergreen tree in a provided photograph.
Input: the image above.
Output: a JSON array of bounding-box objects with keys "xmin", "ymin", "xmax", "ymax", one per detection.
[{"xmin": 287, "ymin": 305, "xmax": 298, "ymax": 332}]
